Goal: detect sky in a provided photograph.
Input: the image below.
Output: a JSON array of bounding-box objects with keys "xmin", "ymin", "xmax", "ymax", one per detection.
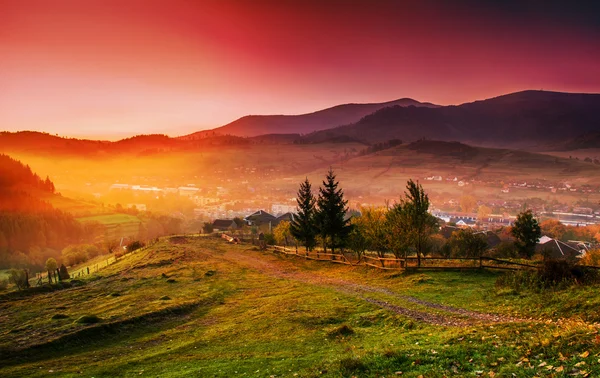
[{"xmin": 1, "ymin": 0, "xmax": 599, "ymax": 139}]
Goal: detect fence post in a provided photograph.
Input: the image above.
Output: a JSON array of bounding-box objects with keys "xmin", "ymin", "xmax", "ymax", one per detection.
[{"xmin": 479, "ymin": 256, "xmax": 483, "ymax": 269}]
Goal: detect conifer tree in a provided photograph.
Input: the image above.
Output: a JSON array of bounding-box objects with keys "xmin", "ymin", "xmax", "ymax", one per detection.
[
  {"xmin": 290, "ymin": 178, "xmax": 317, "ymax": 252},
  {"xmin": 315, "ymin": 168, "xmax": 350, "ymax": 254}
]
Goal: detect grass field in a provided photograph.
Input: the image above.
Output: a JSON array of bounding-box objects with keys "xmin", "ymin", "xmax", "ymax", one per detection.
[
  {"xmin": 1, "ymin": 236, "xmax": 599, "ymax": 377},
  {"xmin": 77, "ymin": 213, "xmax": 142, "ymax": 242}
]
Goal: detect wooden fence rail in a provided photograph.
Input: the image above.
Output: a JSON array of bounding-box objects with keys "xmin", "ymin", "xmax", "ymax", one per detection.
[{"xmin": 262, "ymin": 243, "xmax": 579, "ymax": 272}]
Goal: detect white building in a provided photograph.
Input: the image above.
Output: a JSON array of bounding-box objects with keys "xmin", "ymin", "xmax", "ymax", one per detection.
[
  {"xmin": 179, "ymin": 186, "xmax": 200, "ymax": 197},
  {"xmin": 271, "ymin": 203, "xmax": 296, "ymax": 216}
]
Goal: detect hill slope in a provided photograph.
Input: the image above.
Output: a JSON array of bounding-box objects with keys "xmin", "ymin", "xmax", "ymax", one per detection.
[
  {"xmin": 180, "ymin": 98, "xmax": 439, "ymax": 139},
  {"xmin": 1, "ymin": 236, "xmax": 599, "ymax": 377},
  {"xmin": 300, "ymin": 90, "xmax": 600, "ymax": 149}
]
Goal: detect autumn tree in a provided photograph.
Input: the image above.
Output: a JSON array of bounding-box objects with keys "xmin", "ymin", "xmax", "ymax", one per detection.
[
  {"xmin": 355, "ymin": 207, "xmax": 389, "ymax": 260},
  {"xmin": 460, "ymin": 195, "xmax": 477, "ymax": 213},
  {"xmin": 477, "ymin": 205, "xmax": 492, "ymax": 223},
  {"xmin": 45, "ymin": 258, "xmax": 58, "ymax": 273},
  {"xmin": 448, "ymin": 229, "xmax": 488, "ymax": 258},
  {"xmin": 290, "ymin": 178, "xmax": 317, "ymax": 252},
  {"xmin": 273, "ymin": 221, "xmax": 293, "ymax": 247},
  {"xmin": 511, "ymin": 210, "xmax": 541, "ymax": 259},
  {"xmin": 389, "ymin": 180, "xmax": 438, "ymax": 267},
  {"xmin": 540, "ymin": 219, "xmax": 567, "ymax": 240},
  {"xmin": 347, "ymin": 218, "xmax": 369, "ymax": 261}
]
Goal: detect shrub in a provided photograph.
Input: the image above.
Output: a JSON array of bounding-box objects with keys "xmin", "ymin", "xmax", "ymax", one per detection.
[
  {"xmin": 126, "ymin": 240, "xmax": 144, "ymax": 252},
  {"xmin": 327, "ymin": 324, "xmax": 355, "ymax": 338},
  {"xmin": 202, "ymin": 222, "xmax": 214, "ymax": 234},
  {"xmin": 263, "ymin": 233, "xmax": 276, "ymax": 246},
  {"xmin": 496, "ymin": 259, "xmax": 600, "ymax": 292},
  {"xmin": 45, "ymin": 258, "xmax": 58, "ymax": 272},
  {"xmin": 0, "ymin": 279, "xmax": 8, "ymax": 291},
  {"xmin": 489, "ymin": 240, "xmax": 518, "ymax": 259},
  {"xmin": 339, "ymin": 357, "xmax": 367, "ymax": 375},
  {"xmin": 448, "ymin": 229, "xmax": 488, "ymax": 258},
  {"xmin": 61, "ymin": 245, "xmax": 89, "ymax": 266},
  {"xmin": 580, "ymin": 249, "xmax": 600, "ymax": 266},
  {"xmin": 76, "ymin": 315, "xmax": 101, "ymax": 324},
  {"xmin": 59, "ymin": 264, "xmax": 70, "ymax": 280},
  {"xmin": 8, "ymin": 269, "xmax": 29, "ymax": 290},
  {"xmin": 84, "ymin": 245, "xmax": 101, "ymax": 259}
]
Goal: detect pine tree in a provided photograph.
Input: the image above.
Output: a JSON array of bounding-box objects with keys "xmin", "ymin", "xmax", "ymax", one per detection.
[
  {"xmin": 290, "ymin": 178, "xmax": 317, "ymax": 252},
  {"xmin": 315, "ymin": 168, "xmax": 350, "ymax": 254}
]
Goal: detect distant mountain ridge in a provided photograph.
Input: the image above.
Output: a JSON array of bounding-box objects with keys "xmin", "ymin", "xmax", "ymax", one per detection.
[
  {"xmin": 179, "ymin": 98, "xmax": 438, "ymax": 139},
  {"xmin": 3, "ymin": 90, "xmax": 599, "ymax": 152},
  {"xmin": 299, "ymin": 90, "xmax": 600, "ymax": 149}
]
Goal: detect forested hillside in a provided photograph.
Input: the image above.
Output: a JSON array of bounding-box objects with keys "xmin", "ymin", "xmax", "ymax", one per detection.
[{"xmin": 0, "ymin": 154, "xmax": 84, "ymax": 269}]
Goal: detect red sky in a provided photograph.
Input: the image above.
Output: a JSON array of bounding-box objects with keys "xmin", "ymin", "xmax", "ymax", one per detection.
[{"xmin": 1, "ymin": 0, "xmax": 599, "ymax": 139}]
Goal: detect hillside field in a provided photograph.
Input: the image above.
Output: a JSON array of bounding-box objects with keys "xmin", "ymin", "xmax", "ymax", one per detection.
[
  {"xmin": 1, "ymin": 236, "xmax": 599, "ymax": 377},
  {"xmin": 76, "ymin": 214, "xmax": 142, "ymax": 242}
]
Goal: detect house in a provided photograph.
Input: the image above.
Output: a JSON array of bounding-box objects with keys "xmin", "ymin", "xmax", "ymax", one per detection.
[
  {"xmin": 179, "ymin": 186, "xmax": 200, "ymax": 197},
  {"xmin": 536, "ymin": 237, "xmax": 584, "ymax": 260},
  {"xmin": 110, "ymin": 183, "xmax": 130, "ymax": 191},
  {"xmin": 126, "ymin": 203, "xmax": 147, "ymax": 211},
  {"xmin": 271, "ymin": 203, "xmax": 297, "ymax": 216},
  {"xmin": 274, "ymin": 212, "xmax": 296, "ymax": 226},
  {"xmin": 440, "ymin": 225, "xmax": 459, "ymax": 239},
  {"xmin": 454, "ymin": 218, "xmax": 476, "ymax": 227},
  {"xmin": 475, "ymin": 230, "xmax": 502, "ymax": 248},
  {"xmin": 212, "ymin": 219, "xmax": 238, "ymax": 231},
  {"xmin": 244, "ymin": 210, "xmax": 277, "ymax": 227}
]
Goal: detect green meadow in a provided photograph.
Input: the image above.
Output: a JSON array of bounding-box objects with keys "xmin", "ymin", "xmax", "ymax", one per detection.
[{"xmin": 1, "ymin": 236, "xmax": 598, "ymax": 377}]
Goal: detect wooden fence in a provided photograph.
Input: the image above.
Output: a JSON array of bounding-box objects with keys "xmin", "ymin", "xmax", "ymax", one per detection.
[{"xmin": 266, "ymin": 245, "xmax": 544, "ymax": 272}]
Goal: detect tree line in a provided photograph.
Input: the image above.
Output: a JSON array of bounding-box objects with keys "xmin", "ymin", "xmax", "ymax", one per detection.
[{"xmin": 289, "ymin": 170, "xmax": 544, "ymax": 266}]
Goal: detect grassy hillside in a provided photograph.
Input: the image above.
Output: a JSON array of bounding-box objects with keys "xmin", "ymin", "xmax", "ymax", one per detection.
[
  {"xmin": 77, "ymin": 214, "xmax": 142, "ymax": 242},
  {"xmin": 1, "ymin": 236, "xmax": 599, "ymax": 377}
]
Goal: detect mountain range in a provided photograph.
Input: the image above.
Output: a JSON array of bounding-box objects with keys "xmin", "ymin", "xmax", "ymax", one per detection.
[
  {"xmin": 297, "ymin": 91, "xmax": 600, "ymax": 149},
  {"xmin": 2, "ymin": 90, "xmax": 599, "ymax": 153},
  {"xmin": 179, "ymin": 98, "xmax": 438, "ymax": 139}
]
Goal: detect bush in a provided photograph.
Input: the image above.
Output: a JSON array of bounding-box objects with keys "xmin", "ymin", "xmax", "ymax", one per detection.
[
  {"xmin": 489, "ymin": 241, "xmax": 518, "ymax": 259},
  {"xmin": 61, "ymin": 245, "xmax": 89, "ymax": 266},
  {"xmin": 126, "ymin": 241, "xmax": 144, "ymax": 252},
  {"xmin": 263, "ymin": 233, "xmax": 276, "ymax": 246},
  {"xmin": 580, "ymin": 249, "xmax": 600, "ymax": 266},
  {"xmin": 0, "ymin": 279, "xmax": 8, "ymax": 291},
  {"xmin": 45, "ymin": 258, "xmax": 58, "ymax": 272},
  {"xmin": 202, "ymin": 222, "xmax": 214, "ymax": 234},
  {"xmin": 84, "ymin": 245, "xmax": 101, "ymax": 259},
  {"xmin": 76, "ymin": 315, "xmax": 101, "ymax": 324},
  {"xmin": 8, "ymin": 269, "xmax": 29, "ymax": 290},
  {"xmin": 496, "ymin": 259, "xmax": 600, "ymax": 292},
  {"xmin": 59, "ymin": 264, "xmax": 70, "ymax": 280},
  {"xmin": 327, "ymin": 324, "xmax": 355, "ymax": 338},
  {"xmin": 339, "ymin": 357, "xmax": 367, "ymax": 376}
]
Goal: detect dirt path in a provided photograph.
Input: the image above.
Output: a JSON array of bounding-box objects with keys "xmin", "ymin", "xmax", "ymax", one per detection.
[{"xmin": 218, "ymin": 248, "xmax": 523, "ymax": 327}]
